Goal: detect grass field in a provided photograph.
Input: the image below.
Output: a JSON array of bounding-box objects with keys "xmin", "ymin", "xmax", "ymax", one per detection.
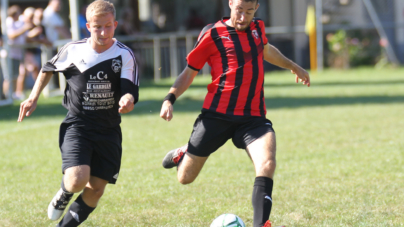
[{"xmin": 0, "ymin": 67, "xmax": 403, "ymax": 226}]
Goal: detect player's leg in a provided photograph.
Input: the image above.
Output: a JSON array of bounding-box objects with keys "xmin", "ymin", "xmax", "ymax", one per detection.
[
  {"xmin": 56, "ymin": 176, "xmax": 108, "ymax": 227},
  {"xmin": 63, "ymin": 165, "xmax": 91, "ymax": 192},
  {"xmin": 48, "ymin": 165, "xmax": 90, "ymax": 221},
  {"xmin": 177, "ymin": 152, "xmax": 209, "ymax": 184},
  {"xmin": 48, "ymin": 123, "xmax": 93, "ymax": 221},
  {"xmin": 233, "ymin": 118, "xmax": 275, "ymax": 227},
  {"xmin": 162, "ymin": 112, "xmax": 234, "ymax": 184},
  {"xmin": 247, "ymin": 131, "xmax": 276, "ymax": 227}
]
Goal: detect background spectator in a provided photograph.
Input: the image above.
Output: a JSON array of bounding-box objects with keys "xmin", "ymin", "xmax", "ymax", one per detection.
[
  {"xmin": 42, "ymin": 0, "xmax": 70, "ymax": 45},
  {"xmin": 117, "ymin": 8, "xmax": 138, "ymax": 36},
  {"xmin": 78, "ymin": 5, "xmax": 90, "ymax": 39},
  {"xmin": 23, "ymin": 7, "xmax": 52, "ymax": 91},
  {"xmin": 4, "ymin": 5, "xmax": 33, "ymax": 100}
]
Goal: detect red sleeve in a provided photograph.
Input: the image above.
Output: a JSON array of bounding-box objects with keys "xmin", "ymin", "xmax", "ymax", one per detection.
[
  {"xmin": 259, "ymin": 20, "xmax": 268, "ymax": 45},
  {"xmin": 186, "ymin": 26, "xmax": 215, "ymax": 71}
]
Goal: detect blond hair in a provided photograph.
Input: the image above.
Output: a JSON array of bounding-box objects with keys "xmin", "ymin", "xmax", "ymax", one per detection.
[{"xmin": 86, "ymin": 0, "xmax": 115, "ymax": 22}]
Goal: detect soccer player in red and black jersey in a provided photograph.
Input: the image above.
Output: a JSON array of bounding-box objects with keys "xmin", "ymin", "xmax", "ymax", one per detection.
[{"xmin": 160, "ymin": 0, "xmax": 309, "ymax": 226}]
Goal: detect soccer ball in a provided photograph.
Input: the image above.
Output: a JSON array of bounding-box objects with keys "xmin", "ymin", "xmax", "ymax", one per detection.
[{"xmin": 210, "ymin": 214, "xmax": 246, "ymax": 227}]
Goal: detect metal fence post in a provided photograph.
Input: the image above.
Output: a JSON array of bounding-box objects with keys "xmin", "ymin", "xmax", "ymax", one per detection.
[
  {"xmin": 185, "ymin": 34, "xmax": 193, "ymax": 55},
  {"xmin": 169, "ymin": 35, "xmax": 178, "ymax": 78},
  {"xmin": 153, "ymin": 37, "xmax": 161, "ymax": 82},
  {"xmin": 315, "ymin": 0, "xmax": 324, "ymax": 71},
  {"xmin": 362, "ymin": 0, "xmax": 400, "ymax": 65}
]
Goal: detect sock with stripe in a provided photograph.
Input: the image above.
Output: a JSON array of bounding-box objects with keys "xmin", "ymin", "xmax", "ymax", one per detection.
[
  {"xmin": 252, "ymin": 177, "xmax": 273, "ymax": 227},
  {"xmin": 56, "ymin": 194, "xmax": 95, "ymax": 227}
]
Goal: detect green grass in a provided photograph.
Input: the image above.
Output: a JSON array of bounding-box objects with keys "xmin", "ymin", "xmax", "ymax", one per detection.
[{"xmin": 1, "ymin": 67, "xmax": 403, "ymax": 226}]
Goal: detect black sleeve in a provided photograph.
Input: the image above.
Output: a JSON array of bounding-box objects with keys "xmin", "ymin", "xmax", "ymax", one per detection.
[
  {"xmin": 42, "ymin": 62, "xmax": 57, "ymax": 72},
  {"xmin": 121, "ymin": 78, "xmax": 139, "ymax": 104}
]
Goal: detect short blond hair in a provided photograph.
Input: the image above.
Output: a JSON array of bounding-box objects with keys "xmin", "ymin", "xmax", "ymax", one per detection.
[{"xmin": 86, "ymin": 0, "xmax": 115, "ymax": 22}]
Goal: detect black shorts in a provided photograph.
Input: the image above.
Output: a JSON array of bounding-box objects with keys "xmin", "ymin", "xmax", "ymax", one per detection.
[
  {"xmin": 59, "ymin": 123, "xmax": 122, "ymax": 184},
  {"xmin": 187, "ymin": 110, "xmax": 275, "ymax": 157}
]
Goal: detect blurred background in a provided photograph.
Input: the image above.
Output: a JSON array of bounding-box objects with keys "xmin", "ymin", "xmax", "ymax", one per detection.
[{"xmin": 0, "ymin": 0, "xmax": 403, "ymax": 105}]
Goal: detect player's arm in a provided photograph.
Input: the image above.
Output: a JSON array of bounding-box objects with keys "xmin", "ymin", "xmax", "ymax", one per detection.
[
  {"xmin": 7, "ymin": 22, "xmax": 33, "ymax": 39},
  {"xmin": 18, "ymin": 40, "xmax": 71, "ymax": 122},
  {"xmin": 263, "ymin": 43, "xmax": 310, "ymax": 87},
  {"xmin": 160, "ymin": 24, "xmax": 213, "ymax": 121},
  {"xmin": 18, "ymin": 70, "xmax": 53, "ymax": 122},
  {"xmin": 119, "ymin": 51, "xmax": 139, "ymax": 114},
  {"xmin": 160, "ymin": 67, "xmax": 199, "ymax": 121}
]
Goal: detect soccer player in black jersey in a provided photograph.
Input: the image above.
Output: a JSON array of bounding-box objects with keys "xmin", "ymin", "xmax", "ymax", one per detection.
[
  {"xmin": 160, "ymin": 0, "xmax": 310, "ymax": 227},
  {"xmin": 18, "ymin": 1, "xmax": 139, "ymax": 226}
]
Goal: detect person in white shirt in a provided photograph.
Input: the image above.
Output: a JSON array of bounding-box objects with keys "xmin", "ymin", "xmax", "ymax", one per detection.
[
  {"xmin": 42, "ymin": 0, "xmax": 70, "ymax": 44},
  {"xmin": 3, "ymin": 5, "xmax": 33, "ymax": 99},
  {"xmin": 18, "ymin": 1, "xmax": 139, "ymax": 226}
]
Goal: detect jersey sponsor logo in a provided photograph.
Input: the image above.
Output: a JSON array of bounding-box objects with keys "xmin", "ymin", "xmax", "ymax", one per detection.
[
  {"xmin": 88, "ymin": 92, "xmax": 114, "ymax": 98},
  {"xmin": 252, "ymin": 30, "xmax": 259, "ymax": 39},
  {"xmin": 86, "ymin": 83, "xmax": 112, "ymax": 90},
  {"xmin": 220, "ymin": 36, "xmax": 231, "ymax": 41},
  {"xmin": 83, "ymin": 92, "xmax": 90, "ymax": 101},
  {"xmin": 90, "ymin": 71, "xmax": 108, "ymax": 80},
  {"xmin": 112, "ymin": 59, "xmax": 122, "ymax": 73}
]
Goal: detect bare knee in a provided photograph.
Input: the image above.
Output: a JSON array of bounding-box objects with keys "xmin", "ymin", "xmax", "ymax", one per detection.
[
  {"xmin": 64, "ymin": 166, "xmax": 90, "ymax": 193},
  {"xmin": 256, "ymin": 159, "xmax": 276, "ymax": 178},
  {"xmin": 85, "ymin": 186, "xmax": 105, "ymax": 200},
  {"xmin": 64, "ymin": 176, "xmax": 88, "ymax": 193}
]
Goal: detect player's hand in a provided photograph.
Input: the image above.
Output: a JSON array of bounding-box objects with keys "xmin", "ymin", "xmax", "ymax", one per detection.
[
  {"xmin": 18, "ymin": 98, "xmax": 37, "ymax": 122},
  {"xmin": 292, "ymin": 66, "xmax": 310, "ymax": 87},
  {"xmin": 118, "ymin": 94, "xmax": 134, "ymax": 114},
  {"xmin": 160, "ymin": 100, "xmax": 173, "ymax": 121}
]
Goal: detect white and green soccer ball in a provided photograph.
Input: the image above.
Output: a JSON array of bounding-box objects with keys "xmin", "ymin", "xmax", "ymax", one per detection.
[{"xmin": 210, "ymin": 214, "xmax": 246, "ymax": 227}]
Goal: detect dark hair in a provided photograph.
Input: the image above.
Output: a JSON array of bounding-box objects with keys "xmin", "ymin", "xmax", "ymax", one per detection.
[
  {"xmin": 8, "ymin": 5, "xmax": 21, "ymax": 17},
  {"xmin": 244, "ymin": 0, "xmax": 259, "ymax": 3}
]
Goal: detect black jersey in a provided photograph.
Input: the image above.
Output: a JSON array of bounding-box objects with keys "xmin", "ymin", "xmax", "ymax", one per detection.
[{"xmin": 43, "ymin": 38, "xmax": 139, "ymax": 128}]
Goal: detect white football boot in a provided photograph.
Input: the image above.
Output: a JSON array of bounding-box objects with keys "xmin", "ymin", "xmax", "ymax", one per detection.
[{"xmin": 47, "ymin": 188, "xmax": 73, "ymax": 220}]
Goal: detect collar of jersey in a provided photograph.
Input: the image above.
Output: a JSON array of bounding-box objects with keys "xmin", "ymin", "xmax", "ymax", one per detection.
[{"xmin": 86, "ymin": 38, "xmax": 117, "ymax": 55}]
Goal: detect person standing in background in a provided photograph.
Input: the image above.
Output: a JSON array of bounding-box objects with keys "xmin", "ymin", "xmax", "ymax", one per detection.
[
  {"xmin": 42, "ymin": 0, "xmax": 70, "ymax": 45},
  {"xmin": 78, "ymin": 5, "xmax": 90, "ymax": 39},
  {"xmin": 4, "ymin": 5, "xmax": 33, "ymax": 100},
  {"xmin": 22, "ymin": 7, "xmax": 52, "ymax": 91}
]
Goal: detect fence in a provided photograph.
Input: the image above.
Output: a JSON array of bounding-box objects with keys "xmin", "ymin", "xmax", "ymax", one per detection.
[{"xmin": 1, "ymin": 21, "xmax": 404, "ymax": 105}]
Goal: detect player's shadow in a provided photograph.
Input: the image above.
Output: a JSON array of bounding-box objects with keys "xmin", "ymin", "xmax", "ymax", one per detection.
[
  {"xmin": 139, "ymin": 77, "xmax": 404, "ymax": 89},
  {"xmin": 127, "ymin": 94, "xmax": 404, "ymax": 116},
  {"xmin": 265, "ymin": 79, "xmax": 404, "ymax": 88},
  {"xmin": 0, "ymin": 103, "xmax": 68, "ymax": 122},
  {"xmin": 2, "ymin": 95, "xmax": 404, "ymax": 121}
]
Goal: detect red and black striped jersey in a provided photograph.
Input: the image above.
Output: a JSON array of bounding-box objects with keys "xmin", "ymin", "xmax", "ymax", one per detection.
[{"xmin": 187, "ymin": 17, "xmax": 268, "ymax": 117}]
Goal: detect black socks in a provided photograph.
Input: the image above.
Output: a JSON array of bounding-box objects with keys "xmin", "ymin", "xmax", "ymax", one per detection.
[
  {"xmin": 56, "ymin": 194, "xmax": 95, "ymax": 227},
  {"xmin": 252, "ymin": 177, "xmax": 273, "ymax": 227}
]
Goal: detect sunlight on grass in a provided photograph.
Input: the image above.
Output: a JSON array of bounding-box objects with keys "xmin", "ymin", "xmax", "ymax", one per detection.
[{"xmin": 0, "ymin": 67, "xmax": 403, "ymax": 226}]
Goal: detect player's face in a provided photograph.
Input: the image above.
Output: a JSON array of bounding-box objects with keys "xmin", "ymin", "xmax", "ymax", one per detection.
[
  {"xmin": 87, "ymin": 13, "xmax": 118, "ymax": 49},
  {"xmin": 229, "ymin": 0, "xmax": 259, "ymax": 31}
]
